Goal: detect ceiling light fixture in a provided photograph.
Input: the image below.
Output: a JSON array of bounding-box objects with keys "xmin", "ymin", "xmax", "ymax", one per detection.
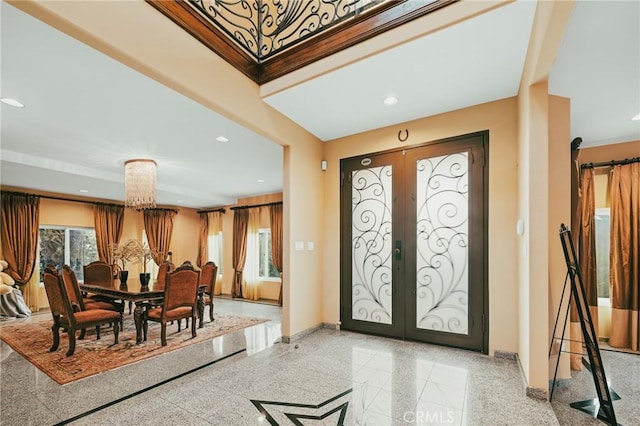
[
  {"xmin": 257, "ymin": 179, "xmax": 265, "ymax": 183},
  {"xmin": 0, "ymin": 97, "xmax": 25, "ymax": 108},
  {"xmin": 79, "ymin": 189, "xmax": 89, "ymax": 193},
  {"xmin": 383, "ymin": 96, "xmax": 398, "ymax": 106},
  {"xmin": 216, "ymin": 136, "xmax": 229, "ymax": 142},
  {"xmin": 632, "ymin": 113, "xmax": 640, "ymax": 121},
  {"xmin": 124, "ymin": 159, "xmax": 157, "ymax": 210}
]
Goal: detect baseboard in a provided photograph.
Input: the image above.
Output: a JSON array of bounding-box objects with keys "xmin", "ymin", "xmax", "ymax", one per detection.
[
  {"xmin": 493, "ymin": 350, "xmax": 517, "ymax": 361},
  {"xmin": 281, "ymin": 323, "xmax": 326, "ymax": 343},
  {"xmin": 514, "ymin": 352, "xmax": 550, "ymax": 401}
]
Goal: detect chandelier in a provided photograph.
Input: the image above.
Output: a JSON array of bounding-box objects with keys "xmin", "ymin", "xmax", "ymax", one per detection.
[{"xmin": 124, "ymin": 159, "xmax": 157, "ymax": 210}]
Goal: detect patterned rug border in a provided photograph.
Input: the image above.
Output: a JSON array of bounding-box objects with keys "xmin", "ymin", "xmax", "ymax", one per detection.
[{"xmin": 0, "ymin": 312, "xmax": 269, "ymax": 385}]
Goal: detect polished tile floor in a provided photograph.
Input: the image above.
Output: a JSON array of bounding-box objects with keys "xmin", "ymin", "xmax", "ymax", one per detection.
[{"xmin": 1, "ymin": 299, "xmax": 635, "ymax": 425}]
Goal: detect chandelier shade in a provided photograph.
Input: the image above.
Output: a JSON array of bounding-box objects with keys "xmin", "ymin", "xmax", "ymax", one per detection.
[{"xmin": 124, "ymin": 159, "xmax": 157, "ymax": 210}]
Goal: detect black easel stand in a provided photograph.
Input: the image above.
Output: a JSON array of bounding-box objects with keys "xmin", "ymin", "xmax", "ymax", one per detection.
[{"xmin": 548, "ymin": 224, "xmax": 620, "ymax": 426}]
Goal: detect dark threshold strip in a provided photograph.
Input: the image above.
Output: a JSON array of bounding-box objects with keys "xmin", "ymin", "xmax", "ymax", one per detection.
[{"xmin": 54, "ymin": 348, "xmax": 247, "ymax": 425}]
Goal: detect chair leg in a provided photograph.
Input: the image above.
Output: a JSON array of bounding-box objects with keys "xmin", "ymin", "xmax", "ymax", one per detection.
[
  {"xmin": 120, "ymin": 312, "xmax": 124, "ymax": 331},
  {"xmin": 79, "ymin": 328, "xmax": 86, "ymax": 340},
  {"xmin": 66, "ymin": 329, "xmax": 77, "ymax": 356},
  {"xmin": 209, "ymin": 302, "xmax": 214, "ymax": 322},
  {"xmin": 113, "ymin": 322, "xmax": 119, "ymax": 344},
  {"xmin": 191, "ymin": 314, "xmax": 197, "ymax": 338},
  {"xmin": 96, "ymin": 325, "xmax": 101, "ymax": 340},
  {"xmin": 161, "ymin": 323, "xmax": 167, "ymax": 346},
  {"xmin": 177, "ymin": 319, "xmax": 182, "ymax": 332},
  {"xmin": 50, "ymin": 323, "xmax": 60, "ymax": 352},
  {"xmin": 143, "ymin": 318, "xmax": 148, "ymax": 341}
]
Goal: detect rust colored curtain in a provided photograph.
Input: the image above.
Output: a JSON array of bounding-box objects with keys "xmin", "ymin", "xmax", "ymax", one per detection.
[
  {"xmin": 0, "ymin": 193, "xmax": 40, "ymax": 286},
  {"xmin": 269, "ymin": 203, "xmax": 283, "ymax": 306},
  {"xmin": 143, "ymin": 209, "xmax": 176, "ymax": 265},
  {"xmin": 609, "ymin": 162, "xmax": 639, "ymax": 350},
  {"xmin": 232, "ymin": 209, "xmax": 249, "ymax": 298},
  {"xmin": 570, "ymin": 168, "xmax": 598, "ymax": 370},
  {"xmin": 197, "ymin": 212, "xmax": 208, "ymax": 267},
  {"xmin": 94, "ymin": 203, "xmax": 124, "ymax": 264}
]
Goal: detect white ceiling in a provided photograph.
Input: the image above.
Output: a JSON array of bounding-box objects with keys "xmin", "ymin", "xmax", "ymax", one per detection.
[{"xmin": 1, "ymin": 1, "xmax": 638, "ymax": 209}]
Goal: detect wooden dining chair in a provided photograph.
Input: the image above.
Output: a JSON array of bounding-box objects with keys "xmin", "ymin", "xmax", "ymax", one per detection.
[
  {"xmin": 200, "ymin": 261, "xmax": 218, "ymax": 322},
  {"xmin": 61, "ymin": 265, "xmax": 124, "ymax": 332},
  {"xmin": 43, "ymin": 269, "xmax": 120, "ymax": 356},
  {"xmin": 155, "ymin": 260, "xmax": 175, "ymax": 291},
  {"xmin": 83, "ymin": 261, "xmax": 114, "ymax": 287},
  {"xmin": 142, "ymin": 262, "xmax": 200, "ymax": 346}
]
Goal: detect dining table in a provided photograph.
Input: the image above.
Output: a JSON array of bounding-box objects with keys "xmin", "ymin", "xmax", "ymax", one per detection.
[{"xmin": 79, "ymin": 278, "xmax": 206, "ymax": 344}]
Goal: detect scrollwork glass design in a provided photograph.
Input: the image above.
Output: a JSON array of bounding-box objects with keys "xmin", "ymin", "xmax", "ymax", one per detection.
[
  {"xmin": 187, "ymin": 0, "xmax": 384, "ymax": 60},
  {"xmin": 416, "ymin": 152, "xmax": 469, "ymax": 334},
  {"xmin": 351, "ymin": 165, "xmax": 392, "ymax": 324}
]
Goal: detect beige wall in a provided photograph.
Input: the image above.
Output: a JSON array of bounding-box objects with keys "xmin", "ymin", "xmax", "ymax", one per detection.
[
  {"xmin": 323, "ymin": 97, "xmax": 520, "ymax": 354},
  {"xmin": 547, "ymin": 95, "xmax": 571, "ymax": 380},
  {"xmin": 516, "ymin": 0, "xmax": 575, "ymax": 394}
]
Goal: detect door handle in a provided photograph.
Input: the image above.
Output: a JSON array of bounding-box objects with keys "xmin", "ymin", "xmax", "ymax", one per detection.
[{"xmin": 394, "ymin": 241, "xmax": 402, "ymax": 260}]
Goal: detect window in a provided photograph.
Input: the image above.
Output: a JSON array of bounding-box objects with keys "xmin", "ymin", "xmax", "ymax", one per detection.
[
  {"xmin": 258, "ymin": 228, "xmax": 279, "ymax": 279},
  {"xmin": 594, "ymin": 208, "xmax": 610, "ymax": 299},
  {"xmin": 207, "ymin": 231, "xmax": 223, "ymax": 275},
  {"xmin": 39, "ymin": 226, "xmax": 98, "ymax": 282}
]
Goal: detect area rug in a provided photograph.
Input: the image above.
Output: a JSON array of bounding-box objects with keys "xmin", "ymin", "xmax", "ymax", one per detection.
[{"xmin": 0, "ymin": 312, "xmax": 268, "ymax": 384}]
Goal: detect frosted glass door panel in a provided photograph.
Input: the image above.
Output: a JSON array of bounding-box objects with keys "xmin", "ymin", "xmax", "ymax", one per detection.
[
  {"xmin": 415, "ymin": 153, "xmax": 469, "ymax": 334},
  {"xmin": 351, "ymin": 165, "xmax": 393, "ymax": 324}
]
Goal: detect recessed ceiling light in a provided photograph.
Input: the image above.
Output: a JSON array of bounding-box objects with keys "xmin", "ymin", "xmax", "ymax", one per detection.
[
  {"xmin": 177, "ymin": 199, "xmax": 183, "ymax": 203},
  {"xmin": 0, "ymin": 97, "xmax": 25, "ymax": 108},
  {"xmin": 383, "ymin": 96, "xmax": 398, "ymax": 106},
  {"xmin": 216, "ymin": 136, "xmax": 229, "ymax": 142},
  {"xmin": 632, "ymin": 113, "xmax": 640, "ymax": 121},
  {"xmin": 79, "ymin": 189, "xmax": 89, "ymax": 193},
  {"xmin": 257, "ymin": 179, "xmax": 265, "ymax": 183}
]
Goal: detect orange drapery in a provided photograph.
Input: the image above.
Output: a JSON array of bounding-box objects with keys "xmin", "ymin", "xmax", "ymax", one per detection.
[
  {"xmin": 0, "ymin": 192, "xmax": 40, "ymax": 286},
  {"xmin": 197, "ymin": 212, "xmax": 208, "ymax": 267},
  {"xmin": 232, "ymin": 209, "xmax": 249, "ymax": 298},
  {"xmin": 608, "ymin": 162, "xmax": 639, "ymax": 350},
  {"xmin": 268, "ymin": 203, "xmax": 283, "ymax": 306},
  {"xmin": 143, "ymin": 209, "xmax": 176, "ymax": 265},
  {"xmin": 94, "ymin": 204, "xmax": 124, "ymax": 264}
]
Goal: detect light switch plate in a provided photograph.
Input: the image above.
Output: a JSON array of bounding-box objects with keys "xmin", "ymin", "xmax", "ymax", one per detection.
[
  {"xmin": 307, "ymin": 241, "xmax": 315, "ymax": 251},
  {"xmin": 295, "ymin": 241, "xmax": 304, "ymax": 251}
]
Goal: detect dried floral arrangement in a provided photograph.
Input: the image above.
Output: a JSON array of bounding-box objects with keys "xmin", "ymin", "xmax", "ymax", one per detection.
[{"xmin": 110, "ymin": 239, "xmax": 157, "ymax": 273}]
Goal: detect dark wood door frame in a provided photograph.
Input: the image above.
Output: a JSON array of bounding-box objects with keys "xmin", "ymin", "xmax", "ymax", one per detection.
[{"xmin": 340, "ymin": 131, "xmax": 489, "ymax": 354}]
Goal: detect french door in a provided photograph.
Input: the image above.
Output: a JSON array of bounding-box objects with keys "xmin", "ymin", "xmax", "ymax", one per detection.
[{"xmin": 340, "ymin": 131, "xmax": 488, "ymax": 353}]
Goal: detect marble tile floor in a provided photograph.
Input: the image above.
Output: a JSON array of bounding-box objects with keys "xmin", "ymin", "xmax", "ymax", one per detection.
[
  {"xmin": 2, "ymin": 298, "xmax": 624, "ymax": 426},
  {"xmin": 549, "ymin": 349, "xmax": 639, "ymax": 425}
]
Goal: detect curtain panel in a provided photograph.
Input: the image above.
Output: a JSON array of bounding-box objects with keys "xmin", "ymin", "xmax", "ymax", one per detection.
[
  {"xmin": 569, "ymin": 168, "xmax": 597, "ymax": 370},
  {"xmin": 243, "ymin": 208, "xmax": 261, "ymax": 301},
  {"xmin": 608, "ymin": 162, "xmax": 639, "ymax": 350},
  {"xmin": 0, "ymin": 193, "xmax": 40, "ymax": 286},
  {"xmin": 208, "ymin": 211, "xmax": 224, "ymax": 294},
  {"xmin": 143, "ymin": 209, "xmax": 176, "ymax": 265},
  {"xmin": 268, "ymin": 203, "xmax": 283, "ymax": 306},
  {"xmin": 197, "ymin": 212, "xmax": 208, "ymax": 267},
  {"xmin": 94, "ymin": 204, "xmax": 124, "ymax": 265},
  {"xmin": 232, "ymin": 209, "xmax": 249, "ymax": 298}
]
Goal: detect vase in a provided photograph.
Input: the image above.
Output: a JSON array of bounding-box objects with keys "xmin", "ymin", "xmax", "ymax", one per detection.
[
  {"xmin": 119, "ymin": 270, "xmax": 129, "ymax": 285},
  {"xmin": 139, "ymin": 272, "xmax": 151, "ymax": 290}
]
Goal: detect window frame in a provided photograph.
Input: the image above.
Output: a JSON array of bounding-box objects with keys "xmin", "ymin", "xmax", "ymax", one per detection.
[
  {"xmin": 257, "ymin": 228, "xmax": 280, "ymax": 281},
  {"xmin": 38, "ymin": 224, "xmax": 98, "ymax": 283}
]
